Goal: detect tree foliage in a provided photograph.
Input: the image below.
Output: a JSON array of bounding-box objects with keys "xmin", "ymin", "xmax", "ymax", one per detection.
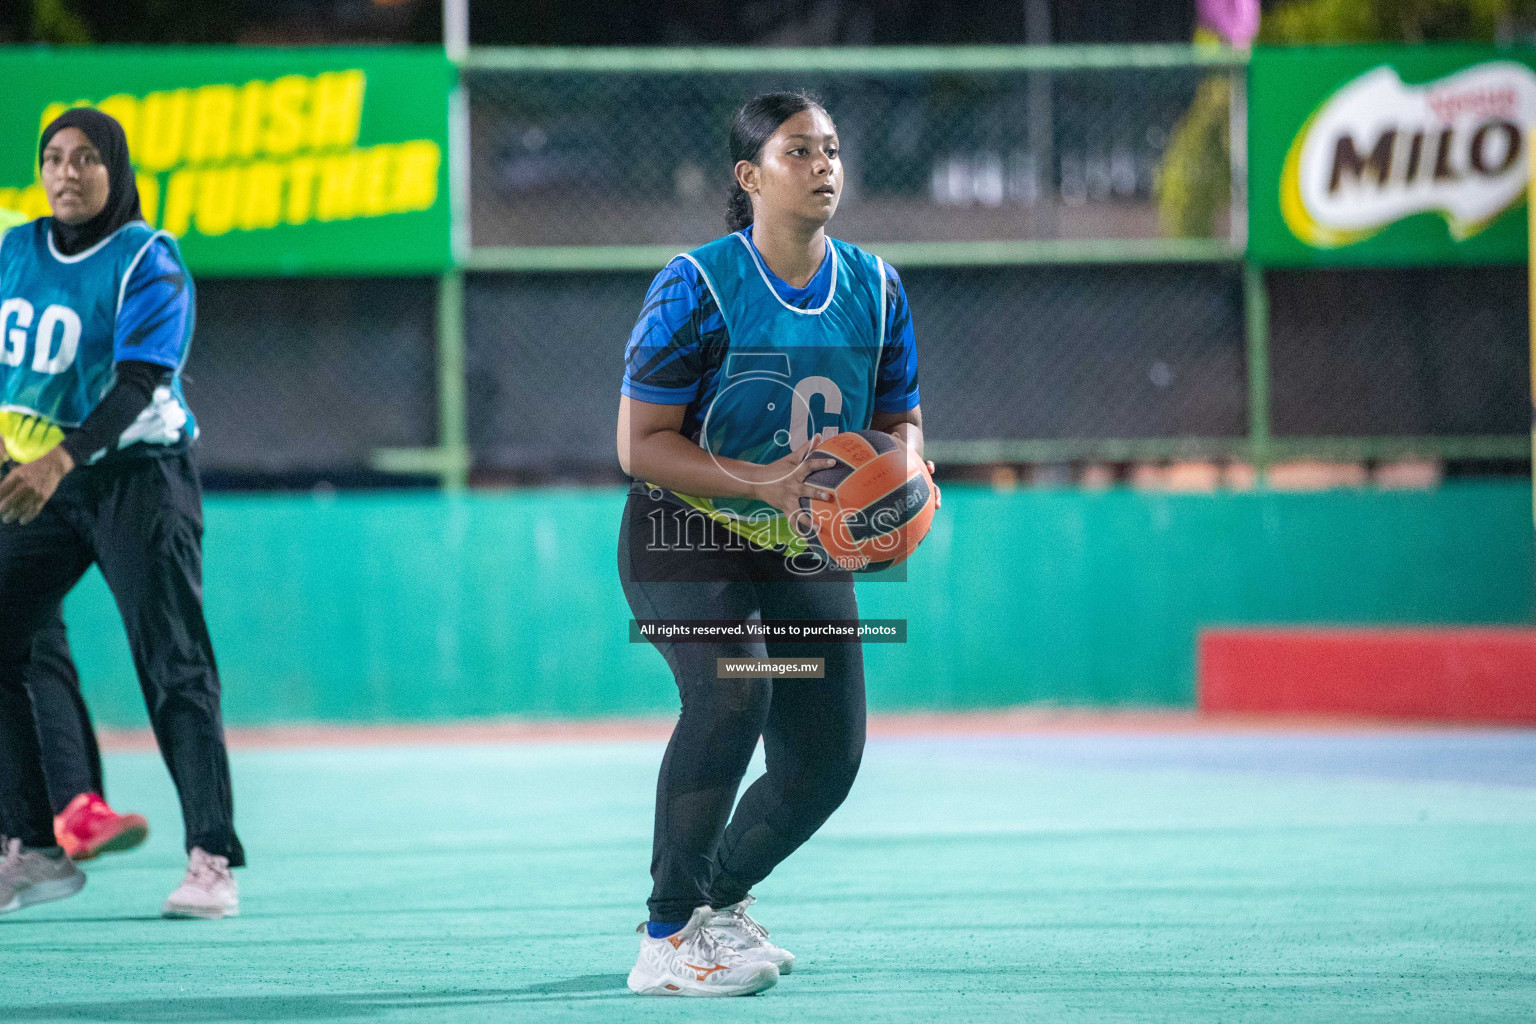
[{"xmin": 1259, "ymin": 0, "xmax": 1536, "ymax": 44}]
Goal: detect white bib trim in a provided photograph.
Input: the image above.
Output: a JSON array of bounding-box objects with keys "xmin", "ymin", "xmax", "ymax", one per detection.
[{"xmin": 732, "ymin": 230, "xmax": 838, "ymax": 315}]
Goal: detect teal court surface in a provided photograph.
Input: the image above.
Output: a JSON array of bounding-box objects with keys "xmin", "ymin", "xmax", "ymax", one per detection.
[{"xmin": 4, "ymin": 724, "xmax": 1535, "ymax": 1023}]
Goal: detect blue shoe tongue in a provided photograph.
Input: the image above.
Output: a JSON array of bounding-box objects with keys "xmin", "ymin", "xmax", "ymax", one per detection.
[{"xmin": 646, "ymin": 920, "xmax": 686, "ymax": 939}]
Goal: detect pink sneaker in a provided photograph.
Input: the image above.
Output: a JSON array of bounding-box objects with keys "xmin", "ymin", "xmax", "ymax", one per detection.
[{"xmin": 53, "ymin": 792, "xmax": 149, "ymax": 862}]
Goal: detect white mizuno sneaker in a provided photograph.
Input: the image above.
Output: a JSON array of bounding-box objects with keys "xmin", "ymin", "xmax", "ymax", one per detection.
[
  {"xmin": 0, "ymin": 836, "xmax": 86, "ymax": 915},
  {"xmin": 708, "ymin": 895, "xmax": 796, "ymax": 974},
  {"xmin": 627, "ymin": 904, "xmax": 780, "ymax": 997},
  {"xmin": 162, "ymin": 847, "xmax": 239, "ymax": 919}
]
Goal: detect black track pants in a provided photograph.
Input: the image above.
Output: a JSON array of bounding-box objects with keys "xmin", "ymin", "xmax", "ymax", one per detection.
[
  {"xmin": 0, "ymin": 453, "xmax": 243, "ymax": 864},
  {"xmin": 23, "ymin": 615, "xmax": 104, "ymax": 816},
  {"xmin": 618, "ymin": 490, "xmax": 865, "ymax": 922}
]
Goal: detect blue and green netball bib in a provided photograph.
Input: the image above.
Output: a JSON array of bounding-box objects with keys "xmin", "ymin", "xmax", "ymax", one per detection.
[
  {"xmin": 671, "ymin": 231, "xmax": 887, "ymax": 551},
  {"xmin": 0, "ymin": 219, "xmax": 196, "ymax": 463}
]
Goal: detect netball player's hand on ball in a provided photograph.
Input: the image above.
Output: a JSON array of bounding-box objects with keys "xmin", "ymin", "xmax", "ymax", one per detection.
[
  {"xmin": 0, "ymin": 445, "xmax": 74, "ymax": 525},
  {"xmin": 749, "ymin": 434, "xmax": 838, "ymax": 532}
]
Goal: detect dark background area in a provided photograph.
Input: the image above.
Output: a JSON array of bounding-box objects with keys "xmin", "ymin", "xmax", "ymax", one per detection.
[
  {"xmin": 181, "ymin": 262, "xmax": 1524, "ymax": 486},
  {"xmin": 0, "ymin": 0, "xmax": 1206, "ymax": 46}
]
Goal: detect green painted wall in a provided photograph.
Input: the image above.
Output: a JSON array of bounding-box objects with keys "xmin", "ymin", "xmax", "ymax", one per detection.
[{"xmin": 62, "ymin": 483, "xmax": 1534, "ymax": 728}]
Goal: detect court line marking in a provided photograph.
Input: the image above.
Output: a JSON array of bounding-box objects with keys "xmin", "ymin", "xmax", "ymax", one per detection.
[{"xmin": 94, "ymin": 711, "xmax": 1492, "ymax": 752}]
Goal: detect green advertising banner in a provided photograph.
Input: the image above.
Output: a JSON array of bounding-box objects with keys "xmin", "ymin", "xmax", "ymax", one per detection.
[
  {"xmin": 0, "ymin": 47, "xmax": 453, "ymax": 276},
  {"xmin": 1249, "ymin": 45, "xmax": 1536, "ymax": 267}
]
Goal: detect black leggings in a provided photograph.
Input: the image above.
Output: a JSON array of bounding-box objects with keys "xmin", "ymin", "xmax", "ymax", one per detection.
[{"xmin": 619, "ymin": 491, "xmax": 866, "ymax": 922}]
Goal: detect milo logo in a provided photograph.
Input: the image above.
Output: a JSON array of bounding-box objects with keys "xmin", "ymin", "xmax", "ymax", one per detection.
[{"xmin": 1280, "ymin": 62, "xmax": 1536, "ymax": 247}]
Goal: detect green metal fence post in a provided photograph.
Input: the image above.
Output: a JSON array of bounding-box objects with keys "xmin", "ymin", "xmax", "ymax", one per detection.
[
  {"xmin": 437, "ymin": 269, "xmax": 469, "ymax": 491},
  {"xmin": 371, "ymin": 61, "xmax": 471, "ymax": 489},
  {"xmin": 441, "ymin": 47, "xmax": 471, "ymax": 491},
  {"xmin": 1244, "ymin": 261, "xmax": 1271, "ymax": 486}
]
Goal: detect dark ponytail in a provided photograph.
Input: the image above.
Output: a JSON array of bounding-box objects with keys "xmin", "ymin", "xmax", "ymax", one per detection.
[
  {"xmin": 726, "ymin": 90, "xmax": 826, "ymax": 232},
  {"xmin": 726, "ymin": 184, "xmax": 755, "ymax": 234}
]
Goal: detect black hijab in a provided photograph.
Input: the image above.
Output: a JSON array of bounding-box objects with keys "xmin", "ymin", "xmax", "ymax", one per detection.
[{"xmin": 38, "ymin": 108, "xmax": 143, "ymax": 257}]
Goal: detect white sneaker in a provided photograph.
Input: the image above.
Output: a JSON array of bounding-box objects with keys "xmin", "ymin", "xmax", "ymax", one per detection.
[
  {"xmin": 627, "ymin": 904, "xmax": 779, "ymax": 997},
  {"xmin": 708, "ymin": 895, "xmax": 796, "ymax": 974},
  {"xmin": 0, "ymin": 836, "xmax": 86, "ymax": 915},
  {"xmin": 162, "ymin": 847, "xmax": 238, "ymax": 919}
]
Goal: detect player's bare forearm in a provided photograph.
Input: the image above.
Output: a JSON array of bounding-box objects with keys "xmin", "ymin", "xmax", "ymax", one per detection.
[
  {"xmin": 621, "ymin": 395, "xmax": 747, "ymax": 498},
  {"xmin": 627, "ymin": 431, "xmax": 833, "ymax": 518},
  {"xmin": 870, "ymin": 405, "xmax": 939, "ymax": 508},
  {"xmin": 871, "ymin": 406, "xmax": 924, "ymax": 457},
  {"xmin": 618, "ymin": 395, "xmax": 834, "ymax": 512},
  {"xmin": 626, "ymin": 427, "xmax": 771, "ymax": 500}
]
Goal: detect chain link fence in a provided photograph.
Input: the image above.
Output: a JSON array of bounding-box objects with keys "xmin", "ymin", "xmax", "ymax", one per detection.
[
  {"xmin": 187, "ymin": 277, "xmax": 438, "ymax": 483},
  {"xmin": 466, "ymin": 271, "xmax": 639, "ymax": 473},
  {"xmin": 174, "ymin": 49, "xmax": 1528, "ymax": 484},
  {"xmin": 1268, "ymin": 266, "xmax": 1528, "ymax": 441},
  {"xmin": 462, "ymin": 64, "xmax": 1232, "ymax": 249},
  {"xmin": 456, "ymin": 54, "xmax": 1253, "ymax": 477},
  {"xmin": 463, "ymin": 263, "xmax": 1248, "ymax": 474}
]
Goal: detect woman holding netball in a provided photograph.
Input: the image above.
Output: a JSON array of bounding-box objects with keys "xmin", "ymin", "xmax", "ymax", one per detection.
[
  {"xmin": 0, "ymin": 108, "xmax": 242, "ymax": 918},
  {"xmin": 617, "ymin": 91, "xmax": 933, "ymax": 996}
]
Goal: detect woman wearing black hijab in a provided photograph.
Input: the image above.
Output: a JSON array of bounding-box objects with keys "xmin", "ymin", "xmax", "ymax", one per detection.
[
  {"xmin": 0, "ymin": 108, "xmax": 243, "ymax": 919},
  {"xmin": 0, "ymin": 102, "xmax": 155, "ymax": 876}
]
